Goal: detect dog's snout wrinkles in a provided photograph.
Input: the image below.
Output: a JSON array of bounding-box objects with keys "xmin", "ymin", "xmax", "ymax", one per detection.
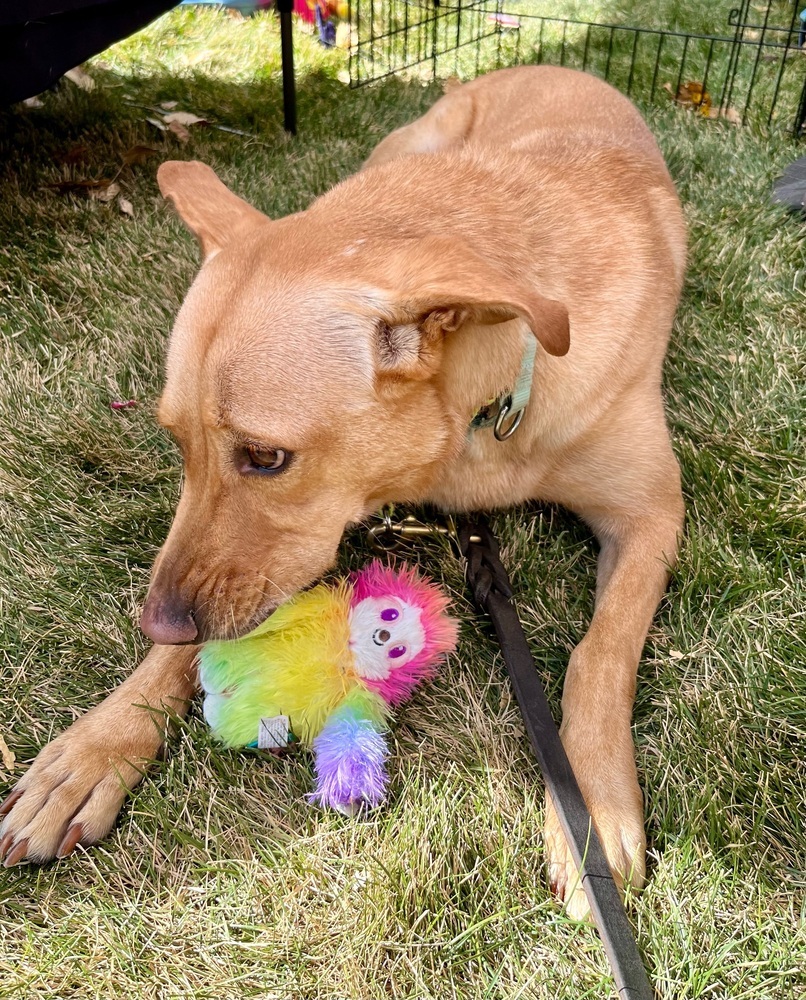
[{"xmin": 140, "ymin": 592, "xmax": 199, "ymax": 646}]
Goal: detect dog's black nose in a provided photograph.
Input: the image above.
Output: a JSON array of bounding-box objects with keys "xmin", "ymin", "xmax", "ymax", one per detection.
[{"xmin": 140, "ymin": 593, "xmax": 199, "ymax": 645}]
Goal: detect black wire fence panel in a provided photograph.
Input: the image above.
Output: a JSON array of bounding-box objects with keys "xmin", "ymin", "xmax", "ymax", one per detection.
[{"xmin": 347, "ymin": 0, "xmax": 806, "ymax": 134}]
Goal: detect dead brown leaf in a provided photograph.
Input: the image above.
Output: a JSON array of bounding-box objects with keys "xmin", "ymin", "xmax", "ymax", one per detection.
[
  {"xmin": 90, "ymin": 181, "xmax": 120, "ymax": 203},
  {"xmin": 664, "ymin": 80, "xmax": 714, "ymax": 116},
  {"xmin": 704, "ymin": 106, "xmax": 741, "ymax": 124},
  {"xmin": 46, "ymin": 178, "xmax": 114, "ymax": 196},
  {"xmin": 60, "ymin": 144, "xmax": 91, "ymax": 165},
  {"xmin": 167, "ymin": 120, "xmax": 191, "ymax": 143},
  {"xmin": 163, "ymin": 111, "xmax": 207, "ymax": 127},
  {"xmin": 118, "ymin": 196, "xmax": 135, "ymax": 218},
  {"xmin": 122, "ymin": 145, "xmax": 159, "ymax": 167},
  {"xmin": 0, "ymin": 734, "xmax": 15, "ymax": 772},
  {"xmin": 64, "ymin": 66, "xmax": 95, "ymax": 92}
]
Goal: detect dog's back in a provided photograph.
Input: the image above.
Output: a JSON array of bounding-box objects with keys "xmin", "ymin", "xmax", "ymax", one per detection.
[{"xmin": 365, "ymin": 65, "xmax": 670, "ymax": 179}]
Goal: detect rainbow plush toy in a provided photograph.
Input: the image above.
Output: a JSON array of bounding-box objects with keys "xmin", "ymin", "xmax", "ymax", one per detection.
[{"xmin": 198, "ymin": 563, "xmax": 458, "ymax": 815}]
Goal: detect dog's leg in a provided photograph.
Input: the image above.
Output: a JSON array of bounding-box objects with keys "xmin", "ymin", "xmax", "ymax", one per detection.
[
  {"xmin": 543, "ymin": 421, "xmax": 684, "ymax": 919},
  {"xmin": 363, "ymin": 88, "xmax": 473, "ymax": 168},
  {"xmin": 0, "ymin": 644, "xmax": 198, "ymax": 865}
]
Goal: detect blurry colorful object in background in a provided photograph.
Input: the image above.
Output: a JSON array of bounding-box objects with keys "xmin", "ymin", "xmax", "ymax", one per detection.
[{"xmin": 181, "ymin": 0, "xmax": 274, "ymax": 12}]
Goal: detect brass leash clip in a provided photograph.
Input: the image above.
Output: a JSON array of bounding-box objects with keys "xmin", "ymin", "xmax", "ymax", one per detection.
[{"xmin": 366, "ymin": 507, "xmax": 478, "ymax": 555}]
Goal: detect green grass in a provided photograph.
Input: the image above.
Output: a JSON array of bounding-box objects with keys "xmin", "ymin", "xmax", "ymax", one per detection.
[{"xmin": 1, "ymin": 6, "xmax": 806, "ymax": 998}]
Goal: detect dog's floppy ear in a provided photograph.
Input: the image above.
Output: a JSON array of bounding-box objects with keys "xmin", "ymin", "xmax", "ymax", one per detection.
[
  {"xmin": 157, "ymin": 161, "xmax": 269, "ymax": 260},
  {"xmin": 368, "ymin": 237, "xmax": 570, "ymax": 378}
]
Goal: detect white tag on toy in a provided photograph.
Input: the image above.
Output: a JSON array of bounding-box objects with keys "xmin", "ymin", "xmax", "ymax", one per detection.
[{"xmin": 258, "ymin": 715, "xmax": 290, "ymax": 749}]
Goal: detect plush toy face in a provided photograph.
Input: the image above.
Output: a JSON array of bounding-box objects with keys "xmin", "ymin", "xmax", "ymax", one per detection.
[
  {"xmin": 347, "ymin": 562, "xmax": 459, "ymax": 705},
  {"xmin": 349, "ymin": 596, "xmax": 426, "ymax": 679}
]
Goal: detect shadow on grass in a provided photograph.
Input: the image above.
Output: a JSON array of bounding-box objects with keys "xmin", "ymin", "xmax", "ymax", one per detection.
[{"xmin": 0, "ymin": 66, "xmax": 441, "ymax": 198}]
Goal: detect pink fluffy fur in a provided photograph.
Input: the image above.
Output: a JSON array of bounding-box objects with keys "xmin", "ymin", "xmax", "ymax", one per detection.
[{"xmin": 349, "ymin": 562, "xmax": 459, "ymax": 704}]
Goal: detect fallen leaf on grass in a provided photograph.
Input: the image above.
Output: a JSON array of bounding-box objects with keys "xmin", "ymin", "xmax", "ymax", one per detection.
[
  {"xmin": 22, "ymin": 96, "xmax": 44, "ymax": 109},
  {"xmin": 663, "ymin": 80, "xmax": 711, "ymax": 113},
  {"xmin": 487, "ymin": 12, "xmax": 520, "ymax": 28},
  {"xmin": 118, "ymin": 196, "xmax": 134, "ymax": 218},
  {"xmin": 0, "ymin": 735, "xmax": 15, "ymax": 772},
  {"xmin": 91, "ymin": 181, "xmax": 120, "ymax": 203},
  {"xmin": 160, "ymin": 100, "xmax": 178, "ymax": 110},
  {"xmin": 167, "ymin": 120, "xmax": 191, "ymax": 143},
  {"xmin": 163, "ymin": 111, "xmax": 207, "ymax": 126},
  {"xmin": 126, "ymin": 99, "xmax": 267, "ymax": 145},
  {"xmin": 46, "ymin": 178, "xmax": 115, "ymax": 195},
  {"xmin": 213, "ymin": 124, "xmax": 261, "ymax": 138},
  {"xmin": 64, "ymin": 66, "xmax": 95, "ymax": 91},
  {"xmin": 60, "ymin": 144, "xmax": 90, "ymax": 165},
  {"xmin": 122, "ymin": 144, "xmax": 159, "ymax": 166},
  {"xmin": 48, "ymin": 178, "xmax": 122, "ymax": 204},
  {"xmin": 707, "ymin": 106, "xmax": 742, "ymax": 125}
]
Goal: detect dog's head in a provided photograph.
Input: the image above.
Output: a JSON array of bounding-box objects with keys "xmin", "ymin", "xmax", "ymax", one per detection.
[{"xmin": 140, "ymin": 161, "xmax": 568, "ymax": 644}]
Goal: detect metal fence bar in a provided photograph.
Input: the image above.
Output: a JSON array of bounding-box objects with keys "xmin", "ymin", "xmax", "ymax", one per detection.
[
  {"xmin": 723, "ymin": 0, "xmax": 749, "ymax": 115},
  {"xmin": 743, "ymin": 0, "xmax": 774, "ymax": 123},
  {"xmin": 582, "ymin": 22, "xmax": 591, "ymax": 72},
  {"xmin": 700, "ymin": 37, "xmax": 716, "ymax": 107},
  {"xmin": 626, "ymin": 28, "xmax": 640, "ymax": 95},
  {"xmin": 650, "ymin": 31, "xmax": 664, "ymax": 102},
  {"xmin": 798, "ymin": 74, "xmax": 806, "ymax": 135},
  {"xmin": 673, "ymin": 33, "xmax": 690, "ymax": 103},
  {"xmin": 768, "ymin": 1, "xmax": 802, "ymax": 124},
  {"xmin": 348, "ymin": 0, "xmax": 806, "ymax": 134},
  {"xmin": 605, "ymin": 25, "xmax": 616, "ymax": 80}
]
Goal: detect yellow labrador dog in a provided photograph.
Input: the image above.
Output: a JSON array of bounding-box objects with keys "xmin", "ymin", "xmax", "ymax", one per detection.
[{"xmin": 0, "ymin": 66, "xmax": 685, "ymax": 919}]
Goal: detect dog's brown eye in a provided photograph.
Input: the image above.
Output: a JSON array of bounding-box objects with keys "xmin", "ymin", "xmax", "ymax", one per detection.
[{"xmin": 243, "ymin": 445, "xmax": 289, "ymax": 475}]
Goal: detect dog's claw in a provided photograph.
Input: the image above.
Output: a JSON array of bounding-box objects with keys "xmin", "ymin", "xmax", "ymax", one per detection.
[
  {"xmin": 0, "ymin": 788, "xmax": 23, "ymax": 816},
  {"xmin": 549, "ymin": 864, "xmax": 567, "ymax": 903},
  {"xmin": 4, "ymin": 838, "xmax": 29, "ymax": 867},
  {"xmin": 0, "ymin": 831, "xmax": 14, "ymax": 859},
  {"xmin": 56, "ymin": 823, "xmax": 84, "ymax": 859}
]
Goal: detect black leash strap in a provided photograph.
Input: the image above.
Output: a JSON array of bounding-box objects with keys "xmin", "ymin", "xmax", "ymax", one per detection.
[{"xmin": 458, "ymin": 519, "xmax": 654, "ymax": 1000}]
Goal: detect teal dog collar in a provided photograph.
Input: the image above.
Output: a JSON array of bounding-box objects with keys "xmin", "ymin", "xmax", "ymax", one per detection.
[{"xmin": 469, "ymin": 334, "xmax": 536, "ymax": 441}]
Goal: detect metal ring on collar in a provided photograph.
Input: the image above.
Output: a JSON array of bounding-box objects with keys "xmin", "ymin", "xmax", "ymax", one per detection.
[{"xmin": 494, "ymin": 398, "xmax": 524, "ymax": 441}]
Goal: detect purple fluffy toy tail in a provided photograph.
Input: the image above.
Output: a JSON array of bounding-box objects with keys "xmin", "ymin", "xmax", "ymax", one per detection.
[{"xmin": 309, "ymin": 709, "xmax": 389, "ymax": 817}]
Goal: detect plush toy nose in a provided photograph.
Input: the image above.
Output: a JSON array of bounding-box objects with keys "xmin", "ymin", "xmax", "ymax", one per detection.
[{"xmin": 140, "ymin": 591, "xmax": 199, "ymax": 645}]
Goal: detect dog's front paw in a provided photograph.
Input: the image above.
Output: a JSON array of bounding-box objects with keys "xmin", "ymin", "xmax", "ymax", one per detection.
[
  {"xmin": 543, "ymin": 745, "xmax": 645, "ymax": 921},
  {"xmin": 0, "ymin": 726, "xmax": 147, "ymax": 867}
]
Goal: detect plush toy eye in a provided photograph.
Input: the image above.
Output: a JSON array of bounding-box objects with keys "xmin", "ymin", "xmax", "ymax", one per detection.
[
  {"xmin": 388, "ymin": 645, "xmax": 406, "ymax": 659},
  {"xmin": 380, "ymin": 608, "xmax": 399, "ymax": 622}
]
